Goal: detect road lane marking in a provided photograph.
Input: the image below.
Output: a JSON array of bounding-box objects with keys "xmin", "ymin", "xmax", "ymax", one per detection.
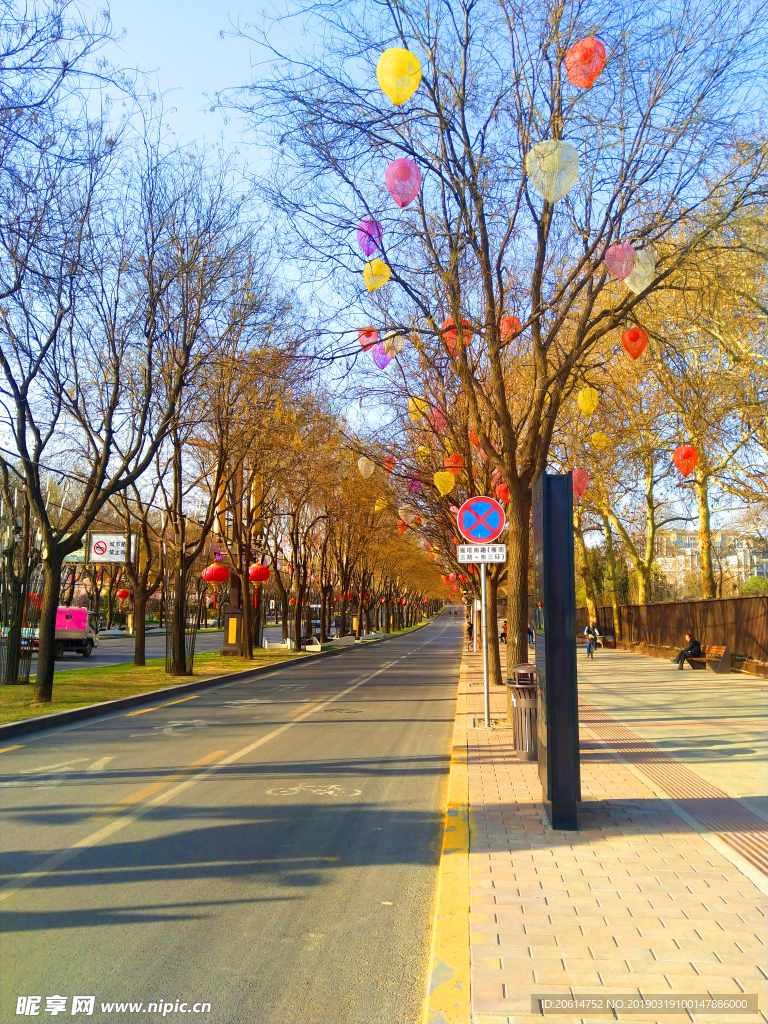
[
  {"xmin": 0, "ymin": 660, "xmax": 396, "ymax": 904},
  {"xmin": 125, "ymin": 695, "xmax": 201, "ymax": 716},
  {"xmin": 0, "ymin": 745, "xmax": 25, "ymax": 753},
  {"xmin": 19, "ymin": 758, "xmax": 90, "ymax": 775},
  {"xmin": 86, "ymin": 757, "xmax": 115, "ymax": 772}
]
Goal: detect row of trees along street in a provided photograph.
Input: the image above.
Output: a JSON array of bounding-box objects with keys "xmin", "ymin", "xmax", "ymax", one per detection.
[{"xmin": 2, "ymin": 0, "xmax": 766, "ymax": 700}]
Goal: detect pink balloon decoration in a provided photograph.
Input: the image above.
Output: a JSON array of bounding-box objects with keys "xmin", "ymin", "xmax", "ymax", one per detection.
[
  {"xmin": 427, "ymin": 408, "xmax": 445, "ymax": 432},
  {"xmin": 371, "ymin": 342, "xmax": 392, "ymax": 370},
  {"xmin": 572, "ymin": 468, "xmax": 590, "ymax": 500},
  {"xmin": 449, "ymin": 504, "xmax": 459, "ymax": 515},
  {"xmin": 385, "ymin": 158, "xmax": 422, "ymax": 208},
  {"xmin": 604, "ymin": 243, "xmax": 636, "ymax": 281},
  {"xmin": 407, "ymin": 475, "xmax": 421, "ymax": 493},
  {"xmin": 357, "ymin": 219, "xmax": 383, "ymax": 256}
]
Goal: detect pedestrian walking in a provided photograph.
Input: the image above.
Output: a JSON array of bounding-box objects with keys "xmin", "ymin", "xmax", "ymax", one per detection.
[
  {"xmin": 499, "ymin": 619, "xmax": 507, "ymax": 644},
  {"xmin": 671, "ymin": 632, "xmax": 702, "ymax": 670},
  {"xmin": 584, "ymin": 619, "xmax": 600, "ymax": 658}
]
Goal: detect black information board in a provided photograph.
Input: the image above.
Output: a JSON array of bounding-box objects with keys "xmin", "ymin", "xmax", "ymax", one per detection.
[{"xmin": 532, "ymin": 471, "xmax": 580, "ymax": 830}]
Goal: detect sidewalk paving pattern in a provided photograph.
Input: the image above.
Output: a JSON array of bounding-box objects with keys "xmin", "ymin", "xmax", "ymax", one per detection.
[{"xmin": 451, "ymin": 648, "xmax": 767, "ymax": 1024}]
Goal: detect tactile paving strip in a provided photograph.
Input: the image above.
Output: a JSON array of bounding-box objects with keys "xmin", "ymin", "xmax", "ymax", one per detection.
[{"xmin": 580, "ymin": 700, "xmax": 768, "ymax": 875}]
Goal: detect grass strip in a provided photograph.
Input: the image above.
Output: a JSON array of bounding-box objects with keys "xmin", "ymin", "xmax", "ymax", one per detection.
[{"xmin": 0, "ymin": 649, "xmax": 306, "ymax": 726}]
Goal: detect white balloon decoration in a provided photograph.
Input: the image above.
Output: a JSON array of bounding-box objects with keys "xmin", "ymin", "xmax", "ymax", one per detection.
[
  {"xmin": 382, "ymin": 331, "xmax": 406, "ymax": 357},
  {"xmin": 625, "ymin": 250, "xmax": 655, "ymax": 294},
  {"xmin": 525, "ymin": 141, "xmax": 580, "ymax": 203},
  {"xmin": 357, "ymin": 456, "xmax": 376, "ymax": 479}
]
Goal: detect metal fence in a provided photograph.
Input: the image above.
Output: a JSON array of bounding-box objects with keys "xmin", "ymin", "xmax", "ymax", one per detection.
[{"xmin": 575, "ymin": 596, "xmax": 768, "ymax": 663}]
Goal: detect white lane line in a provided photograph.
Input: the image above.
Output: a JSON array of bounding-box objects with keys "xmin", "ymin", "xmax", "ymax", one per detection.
[
  {"xmin": 19, "ymin": 758, "xmax": 90, "ymax": 775},
  {"xmin": 86, "ymin": 757, "xmax": 115, "ymax": 772},
  {"xmin": 0, "ymin": 661, "xmax": 394, "ymax": 904}
]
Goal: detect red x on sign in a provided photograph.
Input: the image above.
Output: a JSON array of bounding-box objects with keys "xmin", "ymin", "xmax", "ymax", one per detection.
[{"xmin": 456, "ymin": 496, "xmax": 505, "ymax": 543}]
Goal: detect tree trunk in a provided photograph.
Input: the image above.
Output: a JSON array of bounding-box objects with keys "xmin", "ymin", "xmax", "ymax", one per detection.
[
  {"xmin": 574, "ymin": 513, "xmax": 598, "ymax": 620},
  {"xmin": 339, "ymin": 595, "xmax": 347, "ymax": 636},
  {"xmin": 241, "ymin": 576, "xmax": 253, "ymax": 660},
  {"xmin": 636, "ymin": 566, "xmax": 650, "ymax": 606},
  {"xmin": 694, "ymin": 471, "xmax": 716, "ymax": 599},
  {"xmin": 487, "ymin": 573, "xmax": 503, "ymax": 686},
  {"xmin": 603, "ymin": 517, "xmax": 621, "ymax": 641},
  {"xmin": 505, "ymin": 484, "xmax": 530, "ymax": 673},
  {"xmin": 133, "ymin": 589, "xmax": 148, "ymax": 666},
  {"xmin": 171, "ymin": 561, "xmax": 188, "ymax": 675},
  {"xmin": 319, "ymin": 586, "xmax": 327, "ymax": 643},
  {"xmin": 33, "ymin": 555, "xmax": 63, "ymax": 703}
]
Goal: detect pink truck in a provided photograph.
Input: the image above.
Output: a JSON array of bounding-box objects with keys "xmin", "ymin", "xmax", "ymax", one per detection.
[{"xmin": 34, "ymin": 607, "xmax": 100, "ymax": 659}]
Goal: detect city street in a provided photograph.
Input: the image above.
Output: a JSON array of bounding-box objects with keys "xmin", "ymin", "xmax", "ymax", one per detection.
[{"xmin": 1, "ymin": 616, "xmax": 461, "ymax": 1024}]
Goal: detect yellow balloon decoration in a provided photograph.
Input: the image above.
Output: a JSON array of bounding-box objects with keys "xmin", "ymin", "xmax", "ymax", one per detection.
[
  {"xmin": 433, "ymin": 470, "xmax": 456, "ymax": 496},
  {"xmin": 577, "ymin": 386, "xmax": 600, "ymax": 417},
  {"xmin": 591, "ymin": 431, "xmax": 609, "ymax": 450},
  {"xmin": 376, "ymin": 48, "xmax": 422, "ymax": 106},
  {"xmin": 364, "ymin": 259, "xmax": 391, "ymax": 293},
  {"xmin": 416, "ymin": 445, "xmax": 430, "ymax": 462},
  {"xmin": 374, "ymin": 498, "xmax": 387, "ymax": 512},
  {"xmin": 408, "ymin": 396, "xmax": 429, "ymax": 422}
]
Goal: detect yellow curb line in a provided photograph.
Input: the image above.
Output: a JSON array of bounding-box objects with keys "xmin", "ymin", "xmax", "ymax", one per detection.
[{"xmin": 422, "ymin": 661, "xmax": 471, "ymax": 1024}]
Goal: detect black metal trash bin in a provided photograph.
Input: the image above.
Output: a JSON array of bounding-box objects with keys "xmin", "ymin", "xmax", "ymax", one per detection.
[{"xmin": 507, "ymin": 664, "xmax": 538, "ymax": 761}]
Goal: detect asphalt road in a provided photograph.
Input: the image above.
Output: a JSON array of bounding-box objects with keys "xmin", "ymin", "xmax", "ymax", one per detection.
[
  {"xmin": 36, "ymin": 626, "xmax": 287, "ymax": 674},
  {"xmin": 0, "ymin": 615, "xmax": 461, "ymax": 1024}
]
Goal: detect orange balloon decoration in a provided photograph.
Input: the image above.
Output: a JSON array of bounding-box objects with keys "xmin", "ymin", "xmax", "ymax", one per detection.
[
  {"xmin": 500, "ymin": 315, "xmax": 522, "ymax": 344},
  {"xmin": 673, "ymin": 445, "xmax": 699, "ymax": 478},
  {"xmin": 565, "ymin": 38, "xmax": 607, "ymax": 89},
  {"xmin": 444, "ymin": 452, "xmax": 464, "ymax": 477},
  {"xmin": 572, "ymin": 468, "xmax": 590, "ymax": 500},
  {"xmin": 621, "ymin": 328, "xmax": 648, "ymax": 360},
  {"xmin": 442, "ymin": 317, "xmax": 473, "ymax": 357},
  {"xmin": 358, "ymin": 327, "xmax": 378, "ymax": 351},
  {"xmin": 397, "ymin": 520, "xmax": 408, "ymax": 534},
  {"xmin": 468, "ymin": 428, "xmax": 479, "ymax": 446},
  {"xmin": 383, "ymin": 456, "xmax": 397, "ymax": 474},
  {"xmin": 495, "ymin": 482, "xmax": 510, "ymax": 502}
]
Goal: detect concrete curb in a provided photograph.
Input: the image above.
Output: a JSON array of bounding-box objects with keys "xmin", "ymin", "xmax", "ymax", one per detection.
[{"xmin": 0, "ymin": 620, "xmax": 434, "ymax": 742}]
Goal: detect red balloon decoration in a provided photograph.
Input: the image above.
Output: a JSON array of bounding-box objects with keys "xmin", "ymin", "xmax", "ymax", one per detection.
[
  {"xmin": 444, "ymin": 452, "xmax": 464, "ymax": 477},
  {"xmin": 500, "ymin": 315, "xmax": 522, "ymax": 344},
  {"xmin": 673, "ymin": 445, "xmax": 699, "ymax": 478},
  {"xmin": 469, "ymin": 428, "xmax": 479, "ymax": 446},
  {"xmin": 565, "ymin": 38, "xmax": 607, "ymax": 89},
  {"xmin": 572, "ymin": 468, "xmax": 590, "ymax": 500},
  {"xmin": 442, "ymin": 317, "xmax": 473, "ymax": 357},
  {"xmin": 385, "ymin": 158, "xmax": 422, "ymax": 208},
  {"xmin": 495, "ymin": 482, "xmax": 510, "ymax": 503},
  {"xmin": 249, "ymin": 564, "xmax": 271, "ymax": 583},
  {"xmin": 383, "ymin": 456, "xmax": 397, "ymax": 474},
  {"xmin": 359, "ymin": 327, "xmax": 378, "ymax": 351},
  {"xmin": 397, "ymin": 520, "xmax": 408, "ymax": 534},
  {"xmin": 621, "ymin": 328, "xmax": 648, "ymax": 360},
  {"xmin": 202, "ymin": 564, "xmax": 230, "ymax": 584}
]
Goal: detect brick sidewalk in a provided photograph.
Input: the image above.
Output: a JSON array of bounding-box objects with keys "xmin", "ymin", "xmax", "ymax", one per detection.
[{"xmin": 460, "ymin": 649, "xmax": 768, "ymax": 1024}]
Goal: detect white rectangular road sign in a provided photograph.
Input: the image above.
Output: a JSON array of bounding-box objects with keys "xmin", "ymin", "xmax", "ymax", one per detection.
[
  {"xmin": 89, "ymin": 533, "xmax": 133, "ymax": 563},
  {"xmin": 457, "ymin": 544, "xmax": 507, "ymax": 564}
]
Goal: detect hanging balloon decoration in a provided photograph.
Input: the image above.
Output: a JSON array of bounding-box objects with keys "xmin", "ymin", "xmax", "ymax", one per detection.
[
  {"xmin": 500, "ymin": 315, "xmax": 522, "ymax": 344},
  {"xmin": 452, "ymin": 584, "xmax": 459, "ymax": 593},
  {"xmin": 374, "ymin": 497, "xmax": 388, "ymax": 512},
  {"xmin": 398, "ymin": 506, "xmax": 415, "ymax": 524},
  {"xmin": 376, "ymin": 48, "xmax": 422, "ymax": 105},
  {"xmin": 433, "ymin": 471, "xmax": 456, "ymax": 496},
  {"xmin": 673, "ymin": 445, "xmax": 699, "ymax": 478},
  {"xmin": 382, "ymin": 331, "xmax": 405, "ymax": 357},
  {"xmin": 572, "ymin": 468, "xmax": 590, "ymax": 500},
  {"xmin": 468, "ymin": 429, "xmax": 480, "ymax": 447},
  {"xmin": 358, "ymin": 456, "xmax": 376, "ymax": 479},
  {"xmin": 495, "ymin": 482, "xmax": 510, "ymax": 503},
  {"xmin": 249, "ymin": 564, "xmax": 271, "ymax": 583},
  {"xmin": 444, "ymin": 453, "xmax": 464, "ymax": 477},
  {"xmin": 357, "ymin": 219, "xmax": 383, "ymax": 256},
  {"xmin": 383, "ymin": 456, "xmax": 397, "ymax": 474},
  {"xmin": 408, "ymin": 396, "xmax": 429, "ymax": 422},
  {"xmin": 427, "ymin": 407, "xmax": 446, "ymax": 432},
  {"xmin": 621, "ymin": 327, "xmax": 648, "ymax": 360},
  {"xmin": 423, "ymin": 540, "xmax": 431, "ymax": 551},
  {"xmin": 407, "ymin": 475, "xmax": 421, "ymax": 493},
  {"xmin": 525, "ymin": 141, "xmax": 580, "ymax": 203},
  {"xmin": 625, "ymin": 251, "xmax": 655, "ymax": 294},
  {"xmin": 371, "ymin": 342, "xmax": 392, "ymax": 369},
  {"xmin": 385, "ymin": 158, "xmax": 422, "ymax": 208},
  {"xmin": 448, "ymin": 572, "xmax": 456, "ymax": 582},
  {"xmin": 397, "ymin": 520, "xmax": 408, "ymax": 535},
  {"xmin": 591, "ymin": 431, "xmax": 609, "ymax": 450},
  {"xmin": 441, "ymin": 317, "xmax": 473, "ymax": 357},
  {"xmin": 413, "ymin": 515, "xmax": 422, "ymax": 526},
  {"xmin": 577, "ymin": 386, "xmax": 600, "ymax": 417},
  {"xmin": 364, "ymin": 259, "xmax": 391, "ymax": 292},
  {"xmin": 604, "ymin": 243, "xmax": 636, "ymax": 281},
  {"xmin": 565, "ymin": 38, "xmax": 607, "ymax": 88},
  {"xmin": 449, "ymin": 504, "xmax": 460, "ymax": 515},
  {"xmin": 416, "ymin": 445, "xmax": 430, "ymax": 462},
  {"xmin": 359, "ymin": 327, "xmax": 378, "ymax": 351}
]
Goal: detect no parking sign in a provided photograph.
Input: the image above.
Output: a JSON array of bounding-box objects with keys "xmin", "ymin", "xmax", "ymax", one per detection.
[{"xmin": 456, "ymin": 496, "xmax": 506, "ymax": 544}]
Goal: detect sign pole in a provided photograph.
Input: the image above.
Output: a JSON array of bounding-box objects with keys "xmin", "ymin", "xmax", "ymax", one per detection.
[{"xmin": 481, "ymin": 561, "xmax": 490, "ymax": 727}]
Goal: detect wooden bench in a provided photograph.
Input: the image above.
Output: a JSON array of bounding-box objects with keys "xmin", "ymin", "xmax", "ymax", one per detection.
[{"xmin": 688, "ymin": 645, "xmax": 731, "ymax": 674}]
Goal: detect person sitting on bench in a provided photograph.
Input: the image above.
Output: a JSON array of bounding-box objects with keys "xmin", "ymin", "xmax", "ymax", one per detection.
[{"xmin": 671, "ymin": 632, "xmax": 702, "ymax": 669}]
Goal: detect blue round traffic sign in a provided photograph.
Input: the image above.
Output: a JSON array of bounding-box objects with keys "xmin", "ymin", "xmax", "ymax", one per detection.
[{"xmin": 457, "ymin": 496, "xmax": 506, "ymax": 543}]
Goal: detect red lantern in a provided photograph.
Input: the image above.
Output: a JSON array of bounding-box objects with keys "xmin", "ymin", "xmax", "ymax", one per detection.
[
  {"xmin": 441, "ymin": 317, "xmax": 473, "ymax": 357},
  {"xmin": 249, "ymin": 564, "xmax": 271, "ymax": 583},
  {"xmin": 289, "ymin": 596, "xmax": 296, "ymax": 605},
  {"xmin": 495, "ymin": 482, "xmax": 510, "ymax": 503},
  {"xmin": 202, "ymin": 564, "xmax": 230, "ymax": 584},
  {"xmin": 397, "ymin": 520, "xmax": 408, "ymax": 534},
  {"xmin": 565, "ymin": 38, "xmax": 606, "ymax": 89},
  {"xmin": 383, "ymin": 456, "xmax": 397, "ymax": 474},
  {"xmin": 572, "ymin": 468, "xmax": 590, "ymax": 500},
  {"xmin": 28, "ymin": 592, "xmax": 42, "ymax": 610},
  {"xmin": 381, "ymin": 598, "xmax": 386, "ymax": 604},
  {"xmin": 345, "ymin": 592, "xmax": 352, "ymax": 601},
  {"xmin": 673, "ymin": 445, "xmax": 699, "ymax": 478},
  {"xmin": 444, "ymin": 453, "xmax": 464, "ymax": 477},
  {"xmin": 621, "ymin": 328, "xmax": 648, "ymax": 360},
  {"xmin": 359, "ymin": 327, "xmax": 378, "ymax": 351},
  {"xmin": 500, "ymin": 315, "xmax": 522, "ymax": 344}
]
